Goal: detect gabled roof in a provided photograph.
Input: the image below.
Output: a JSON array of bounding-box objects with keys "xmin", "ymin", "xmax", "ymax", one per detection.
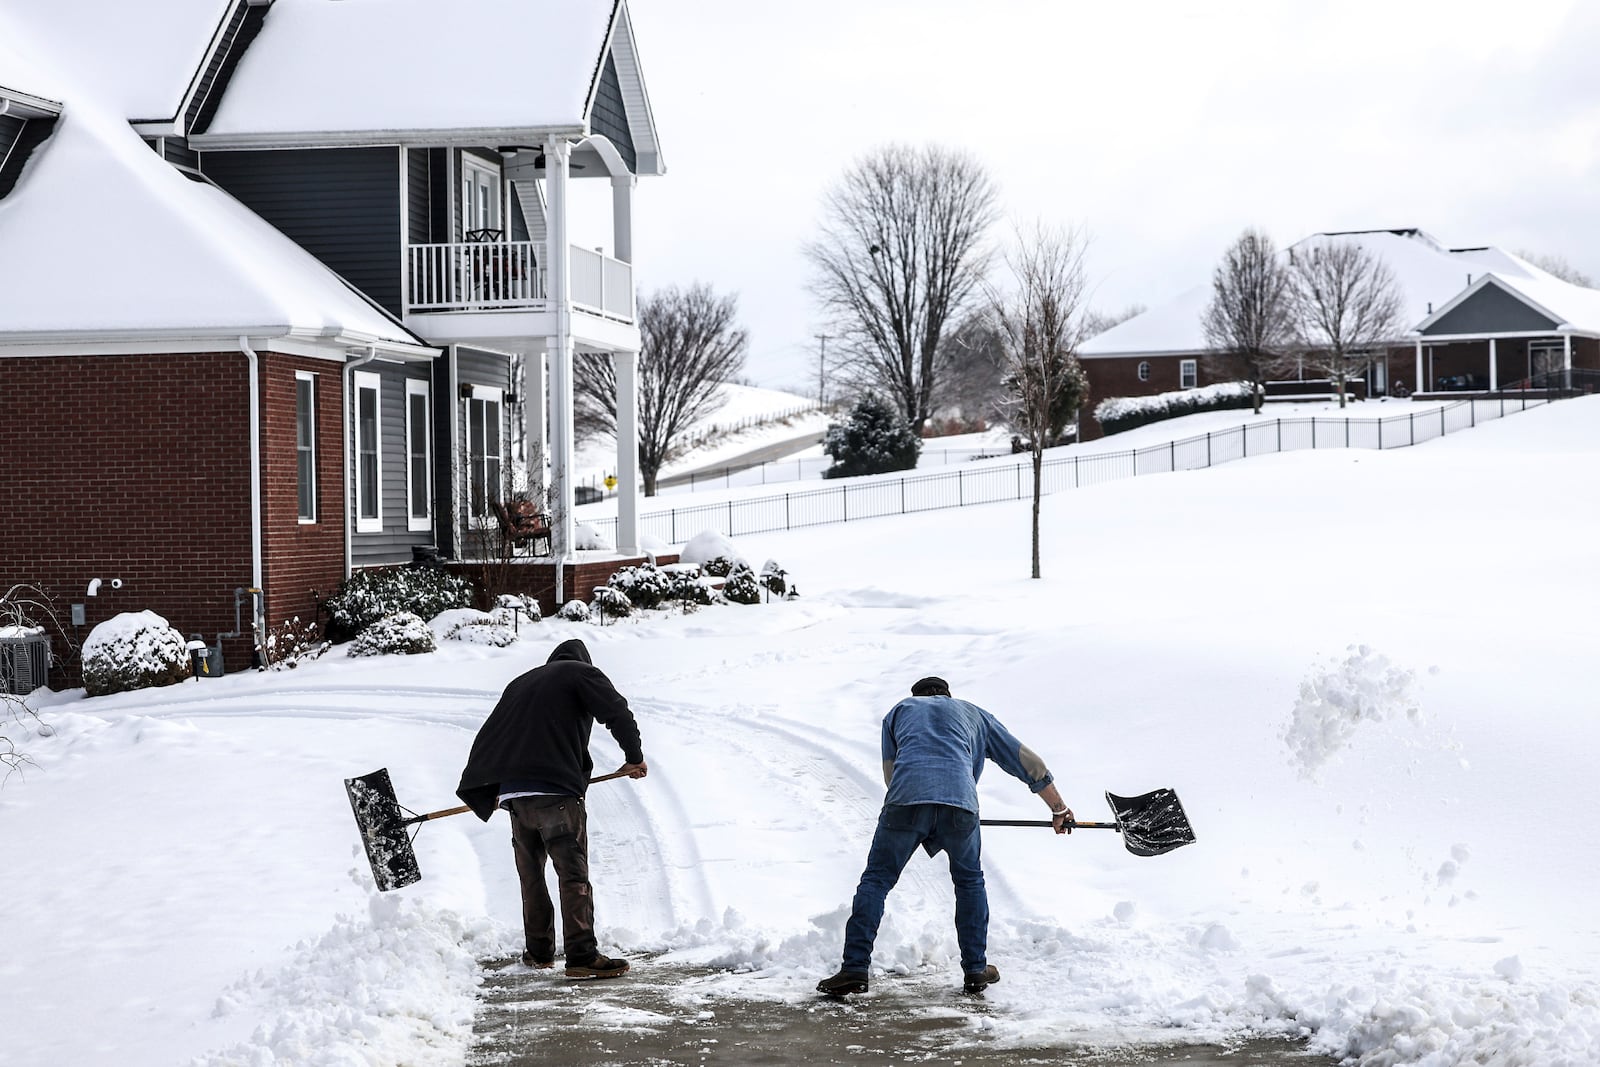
[
  {"xmin": 196, "ymin": 0, "xmax": 662, "ymax": 171},
  {"xmin": 0, "ymin": 19, "xmax": 429, "ymax": 355},
  {"xmin": 3, "ymin": 0, "xmax": 239, "ymax": 125},
  {"xmin": 1079, "ymin": 228, "xmax": 1600, "ymax": 358}
]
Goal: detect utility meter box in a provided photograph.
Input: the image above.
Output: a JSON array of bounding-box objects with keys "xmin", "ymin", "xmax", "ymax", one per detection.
[{"xmin": 187, "ymin": 635, "xmax": 226, "ymax": 680}]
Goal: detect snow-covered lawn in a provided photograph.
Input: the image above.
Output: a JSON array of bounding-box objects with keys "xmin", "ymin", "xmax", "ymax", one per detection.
[{"xmin": 7, "ymin": 396, "xmax": 1600, "ymax": 1065}]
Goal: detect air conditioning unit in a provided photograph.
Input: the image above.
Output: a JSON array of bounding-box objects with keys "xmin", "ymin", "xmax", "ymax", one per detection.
[{"xmin": 0, "ymin": 630, "xmax": 51, "ymax": 695}]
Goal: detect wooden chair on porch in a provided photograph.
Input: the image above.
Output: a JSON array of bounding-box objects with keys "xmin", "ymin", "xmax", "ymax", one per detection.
[{"xmin": 490, "ymin": 499, "xmax": 552, "ymax": 557}]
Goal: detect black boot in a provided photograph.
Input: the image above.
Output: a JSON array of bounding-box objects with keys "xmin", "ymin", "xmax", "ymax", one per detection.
[{"xmin": 816, "ymin": 969, "xmax": 870, "ymax": 996}]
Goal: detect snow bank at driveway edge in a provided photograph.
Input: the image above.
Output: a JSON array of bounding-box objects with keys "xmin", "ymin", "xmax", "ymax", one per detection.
[{"xmin": 194, "ymin": 881, "xmax": 497, "ymax": 1066}]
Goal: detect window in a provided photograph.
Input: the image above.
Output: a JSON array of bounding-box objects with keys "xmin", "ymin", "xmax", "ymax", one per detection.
[
  {"xmin": 467, "ymin": 386, "xmax": 503, "ymax": 520},
  {"xmin": 405, "ymin": 379, "xmax": 432, "ymax": 531},
  {"xmin": 461, "ymin": 156, "xmax": 501, "ymax": 237},
  {"xmin": 354, "ymin": 371, "xmax": 381, "ymax": 532},
  {"xmin": 1137, "ymin": 361, "xmax": 1151, "ymax": 383},
  {"xmin": 295, "ymin": 372, "xmax": 317, "ymax": 523},
  {"xmin": 1180, "ymin": 359, "xmax": 1198, "ymax": 390}
]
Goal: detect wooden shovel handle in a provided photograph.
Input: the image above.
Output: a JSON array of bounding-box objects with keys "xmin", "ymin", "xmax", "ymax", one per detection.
[{"xmin": 406, "ymin": 770, "xmax": 636, "ymax": 825}]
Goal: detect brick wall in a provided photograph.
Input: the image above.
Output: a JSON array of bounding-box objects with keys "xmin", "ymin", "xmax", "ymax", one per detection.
[
  {"xmin": 1, "ymin": 350, "xmax": 349, "ymax": 686},
  {"xmin": 1078, "ymin": 353, "xmax": 1214, "ymax": 440}
]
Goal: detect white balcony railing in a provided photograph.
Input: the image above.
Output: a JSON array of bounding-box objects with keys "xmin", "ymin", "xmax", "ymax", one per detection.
[{"xmin": 407, "ymin": 240, "xmax": 634, "ymax": 321}]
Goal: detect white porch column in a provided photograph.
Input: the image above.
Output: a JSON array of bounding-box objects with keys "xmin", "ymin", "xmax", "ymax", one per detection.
[
  {"xmin": 1489, "ymin": 338, "xmax": 1498, "ymax": 391},
  {"xmin": 614, "ymin": 348, "xmax": 640, "ymax": 556},
  {"xmin": 611, "ymin": 174, "xmax": 634, "ymax": 265},
  {"xmin": 1564, "ymin": 332, "xmax": 1573, "ymax": 387},
  {"xmin": 521, "ymin": 346, "xmax": 548, "ymax": 499},
  {"xmin": 1414, "ymin": 341, "xmax": 1423, "ymax": 395},
  {"xmin": 544, "ymin": 137, "xmax": 576, "ymax": 566}
]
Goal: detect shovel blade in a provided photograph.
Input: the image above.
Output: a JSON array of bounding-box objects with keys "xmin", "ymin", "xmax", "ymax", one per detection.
[
  {"xmin": 1106, "ymin": 788, "xmax": 1196, "ymax": 856},
  {"xmin": 345, "ymin": 767, "xmax": 422, "ymax": 891}
]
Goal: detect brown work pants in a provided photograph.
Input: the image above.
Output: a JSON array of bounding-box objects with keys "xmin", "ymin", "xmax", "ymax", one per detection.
[{"xmin": 507, "ymin": 795, "xmax": 596, "ymax": 963}]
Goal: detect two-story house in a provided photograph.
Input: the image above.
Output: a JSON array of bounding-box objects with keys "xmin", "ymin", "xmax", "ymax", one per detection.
[{"xmin": 0, "ymin": 0, "xmax": 663, "ymax": 682}]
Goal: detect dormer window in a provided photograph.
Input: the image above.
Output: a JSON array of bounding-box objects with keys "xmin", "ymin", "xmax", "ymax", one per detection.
[{"xmin": 461, "ymin": 156, "xmax": 502, "ymax": 238}]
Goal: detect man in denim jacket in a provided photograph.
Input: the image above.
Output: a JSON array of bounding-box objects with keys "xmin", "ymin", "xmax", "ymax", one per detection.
[{"xmin": 818, "ymin": 676, "xmax": 1073, "ymax": 997}]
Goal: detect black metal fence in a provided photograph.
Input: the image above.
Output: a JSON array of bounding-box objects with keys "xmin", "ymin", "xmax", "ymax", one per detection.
[{"xmin": 589, "ymin": 395, "xmax": 1553, "ymax": 546}]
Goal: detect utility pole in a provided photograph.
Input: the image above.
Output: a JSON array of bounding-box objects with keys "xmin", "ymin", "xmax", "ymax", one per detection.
[{"xmin": 814, "ymin": 333, "xmax": 831, "ymax": 405}]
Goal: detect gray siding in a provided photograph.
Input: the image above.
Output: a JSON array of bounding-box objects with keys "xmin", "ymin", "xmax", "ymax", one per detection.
[
  {"xmin": 0, "ymin": 116, "xmax": 56, "ymax": 199},
  {"xmin": 202, "ymin": 147, "xmax": 404, "ymax": 314},
  {"xmin": 352, "ymin": 360, "xmax": 438, "ymax": 567},
  {"xmin": 1424, "ymin": 283, "xmax": 1561, "ymax": 336},
  {"xmin": 406, "ymin": 147, "xmax": 435, "ymax": 244},
  {"xmin": 590, "ymin": 52, "xmax": 637, "ymax": 173}
]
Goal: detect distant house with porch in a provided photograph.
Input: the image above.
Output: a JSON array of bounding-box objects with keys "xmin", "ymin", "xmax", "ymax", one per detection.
[
  {"xmin": 1077, "ymin": 228, "xmax": 1600, "ymax": 438},
  {"xmin": 0, "ymin": 0, "xmax": 663, "ymax": 683}
]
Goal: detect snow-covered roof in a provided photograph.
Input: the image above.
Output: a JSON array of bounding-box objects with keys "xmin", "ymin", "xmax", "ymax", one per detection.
[
  {"xmin": 200, "ymin": 0, "xmax": 624, "ymax": 145},
  {"xmin": 3, "ymin": 0, "xmax": 236, "ymax": 123},
  {"xmin": 1080, "ymin": 228, "xmax": 1600, "ymax": 358},
  {"xmin": 0, "ymin": 20, "xmax": 429, "ymax": 355}
]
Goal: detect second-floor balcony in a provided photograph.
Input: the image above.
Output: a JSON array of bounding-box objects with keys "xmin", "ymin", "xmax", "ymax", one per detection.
[{"xmin": 406, "ymin": 239, "xmax": 634, "ymax": 322}]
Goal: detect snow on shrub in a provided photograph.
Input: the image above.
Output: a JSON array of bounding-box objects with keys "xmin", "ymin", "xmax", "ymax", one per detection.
[
  {"xmin": 607, "ymin": 563, "xmax": 673, "ymax": 610},
  {"xmin": 667, "ymin": 570, "xmax": 715, "ymax": 607},
  {"xmin": 823, "ymin": 392, "xmax": 921, "ymax": 478},
  {"xmin": 722, "ymin": 563, "xmax": 761, "ymax": 605},
  {"xmin": 263, "ymin": 616, "xmax": 329, "ymax": 671},
  {"xmin": 557, "ymin": 600, "xmax": 591, "ymax": 622},
  {"xmin": 324, "ymin": 567, "xmax": 474, "ymax": 642},
  {"xmin": 680, "ymin": 530, "xmax": 743, "ymax": 571},
  {"xmin": 1094, "ymin": 381, "xmax": 1254, "ymax": 436},
  {"xmin": 574, "ymin": 523, "xmax": 613, "ymax": 551},
  {"xmin": 590, "ymin": 586, "xmax": 633, "ymax": 619},
  {"xmin": 760, "ymin": 559, "xmax": 794, "ymax": 598},
  {"xmin": 348, "ymin": 613, "xmax": 436, "ymax": 657},
  {"xmin": 429, "ymin": 609, "xmax": 517, "ymax": 647},
  {"xmin": 81, "ymin": 611, "xmax": 190, "ymax": 697},
  {"xmin": 493, "ymin": 593, "xmax": 541, "ymax": 625}
]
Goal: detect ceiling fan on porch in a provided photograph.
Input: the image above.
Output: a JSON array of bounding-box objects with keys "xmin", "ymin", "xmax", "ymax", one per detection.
[{"xmin": 497, "ymin": 146, "xmax": 585, "ymax": 170}]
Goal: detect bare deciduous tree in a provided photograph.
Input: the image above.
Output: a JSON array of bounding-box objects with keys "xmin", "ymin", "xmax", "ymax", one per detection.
[
  {"xmin": 806, "ymin": 143, "xmax": 999, "ymax": 432},
  {"xmin": 1081, "ymin": 303, "xmax": 1147, "ymax": 340},
  {"xmin": 1515, "ymin": 250, "xmax": 1596, "ymax": 288},
  {"xmin": 931, "ymin": 312, "xmax": 1008, "ymax": 429},
  {"xmin": 1290, "ymin": 240, "xmax": 1405, "ymax": 409},
  {"xmin": 1202, "ymin": 228, "xmax": 1296, "ymax": 413},
  {"xmin": 988, "ymin": 223, "xmax": 1091, "ymax": 580},
  {"xmin": 575, "ymin": 283, "xmax": 748, "ymax": 496}
]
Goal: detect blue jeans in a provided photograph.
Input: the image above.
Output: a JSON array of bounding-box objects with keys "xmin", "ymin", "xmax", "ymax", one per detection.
[{"xmin": 841, "ymin": 803, "xmax": 988, "ymax": 974}]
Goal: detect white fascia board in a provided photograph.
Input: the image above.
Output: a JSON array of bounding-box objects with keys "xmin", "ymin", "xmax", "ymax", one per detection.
[
  {"xmin": 1420, "ymin": 329, "xmax": 1591, "ymax": 343},
  {"xmin": 0, "ymin": 330, "xmax": 436, "ymax": 362},
  {"xmin": 582, "ymin": 0, "xmax": 623, "ymax": 127},
  {"xmin": 0, "ymin": 89, "xmax": 63, "ymax": 119},
  {"xmin": 606, "ymin": 0, "xmax": 665, "ymax": 176},
  {"xmin": 189, "ymin": 125, "xmax": 587, "ymax": 151},
  {"xmin": 1077, "ymin": 347, "xmax": 1212, "ymax": 360}
]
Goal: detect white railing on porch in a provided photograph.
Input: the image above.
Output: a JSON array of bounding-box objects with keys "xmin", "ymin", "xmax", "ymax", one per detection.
[
  {"xmin": 407, "ymin": 240, "xmax": 634, "ymax": 320},
  {"xmin": 570, "ymin": 246, "xmax": 636, "ymax": 320}
]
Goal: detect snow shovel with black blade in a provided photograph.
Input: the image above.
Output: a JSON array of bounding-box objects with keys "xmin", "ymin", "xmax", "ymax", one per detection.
[
  {"xmin": 345, "ymin": 766, "xmax": 634, "ymax": 891},
  {"xmin": 981, "ymin": 788, "xmax": 1196, "ymax": 857}
]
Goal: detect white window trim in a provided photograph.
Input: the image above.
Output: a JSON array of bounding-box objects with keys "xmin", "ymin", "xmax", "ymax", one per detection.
[
  {"xmin": 1136, "ymin": 360, "xmax": 1151, "ymax": 383},
  {"xmin": 354, "ymin": 370, "xmax": 382, "ymax": 534},
  {"xmin": 404, "ymin": 378, "xmax": 433, "ymax": 533},
  {"xmin": 295, "ymin": 371, "xmax": 317, "ymax": 524},
  {"xmin": 461, "ymin": 155, "xmax": 503, "ymax": 236},
  {"xmin": 466, "ymin": 384, "xmax": 504, "ymax": 528},
  {"xmin": 1179, "ymin": 359, "xmax": 1198, "ymax": 390}
]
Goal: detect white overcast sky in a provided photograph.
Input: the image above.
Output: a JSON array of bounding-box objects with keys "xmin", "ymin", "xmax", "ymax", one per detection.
[{"xmin": 610, "ymin": 0, "xmax": 1600, "ymax": 391}]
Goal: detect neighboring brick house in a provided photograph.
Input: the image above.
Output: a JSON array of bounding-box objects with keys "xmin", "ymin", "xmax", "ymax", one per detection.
[
  {"xmin": 1077, "ymin": 228, "xmax": 1600, "ymax": 439},
  {"xmin": 0, "ymin": 0, "xmax": 664, "ymax": 684}
]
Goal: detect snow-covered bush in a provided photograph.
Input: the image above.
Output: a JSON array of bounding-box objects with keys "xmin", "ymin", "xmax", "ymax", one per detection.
[
  {"xmin": 722, "ymin": 563, "xmax": 761, "ymax": 605},
  {"xmin": 590, "ymin": 586, "xmax": 633, "ymax": 620},
  {"xmin": 760, "ymin": 559, "xmax": 794, "ymax": 597},
  {"xmin": 493, "ymin": 593, "xmax": 541, "ymax": 625},
  {"xmin": 607, "ymin": 563, "xmax": 674, "ymax": 610},
  {"xmin": 666, "ymin": 570, "xmax": 715, "ymax": 607},
  {"xmin": 1094, "ymin": 381, "xmax": 1254, "ymax": 436},
  {"xmin": 324, "ymin": 566, "xmax": 474, "ymax": 642},
  {"xmin": 347, "ymin": 613, "xmax": 436, "ymax": 657},
  {"xmin": 574, "ymin": 523, "xmax": 613, "ymax": 551},
  {"xmin": 823, "ymin": 392, "xmax": 921, "ymax": 478},
  {"xmin": 263, "ymin": 616, "xmax": 328, "ymax": 671},
  {"xmin": 430, "ymin": 609, "xmax": 517, "ymax": 647},
  {"xmin": 701, "ymin": 556, "xmax": 737, "ymax": 578},
  {"xmin": 558, "ymin": 600, "xmax": 591, "ymax": 622},
  {"xmin": 81, "ymin": 611, "xmax": 190, "ymax": 697},
  {"xmin": 680, "ymin": 530, "xmax": 743, "ymax": 571}
]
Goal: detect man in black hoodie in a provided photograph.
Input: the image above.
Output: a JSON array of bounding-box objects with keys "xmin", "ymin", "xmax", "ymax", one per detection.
[{"xmin": 457, "ymin": 638, "xmax": 647, "ymax": 979}]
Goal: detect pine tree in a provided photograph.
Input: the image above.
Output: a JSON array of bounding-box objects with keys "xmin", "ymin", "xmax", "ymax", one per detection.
[{"xmin": 822, "ymin": 393, "xmax": 921, "ymax": 478}]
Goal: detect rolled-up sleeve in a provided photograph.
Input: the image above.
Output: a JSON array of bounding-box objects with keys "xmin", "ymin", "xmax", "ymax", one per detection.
[{"xmin": 979, "ymin": 709, "xmax": 1054, "ymax": 793}]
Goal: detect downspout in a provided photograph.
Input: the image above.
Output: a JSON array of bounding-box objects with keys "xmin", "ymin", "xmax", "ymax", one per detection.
[
  {"xmin": 238, "ymin": 336, "xmax": 265, "ymax": 660},
  {"xmin": 344, "ymin": 345, "xmax": 379, "ymax": 579}
]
